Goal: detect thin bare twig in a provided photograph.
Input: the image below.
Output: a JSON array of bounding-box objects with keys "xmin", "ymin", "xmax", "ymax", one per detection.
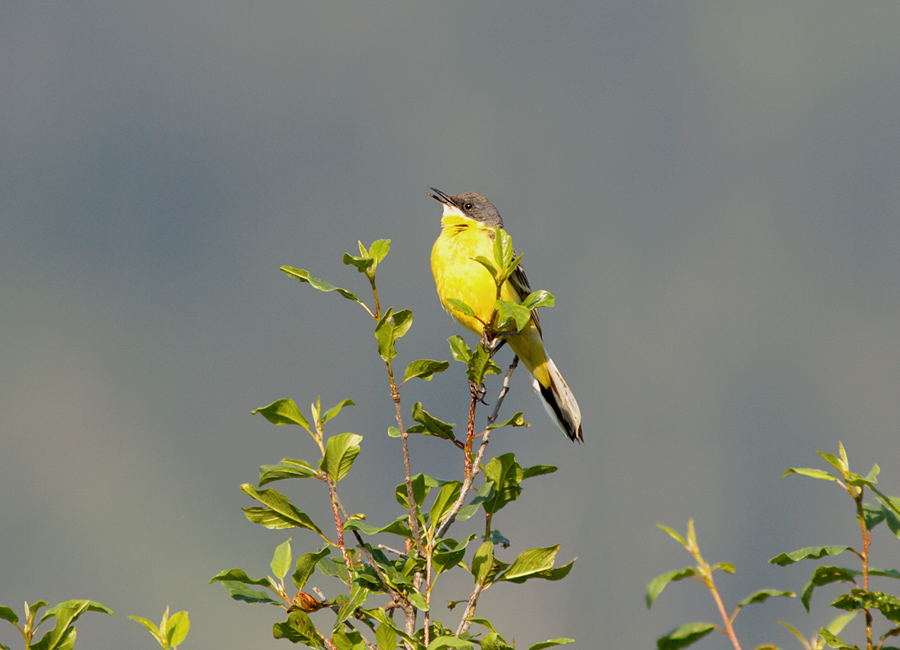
[{"xmin": 435, "ymin": 357, "xmax": 518, "ymax": 540}]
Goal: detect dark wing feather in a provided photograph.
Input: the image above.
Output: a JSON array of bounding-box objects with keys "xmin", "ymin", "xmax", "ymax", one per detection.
[{"xmin": 508, "ymin": 262, "xmax": 542, "ymax": 336}]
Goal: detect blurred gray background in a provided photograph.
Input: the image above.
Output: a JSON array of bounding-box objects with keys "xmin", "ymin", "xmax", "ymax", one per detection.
[{"xmin": 3, "ymin": 3, "xmax": 900, "ymax": 649}]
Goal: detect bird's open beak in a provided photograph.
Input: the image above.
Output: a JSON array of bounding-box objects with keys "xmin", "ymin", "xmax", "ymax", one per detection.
[{"xmin": 429, "ymin": 187, "xmax": 454, "ymax": 207}]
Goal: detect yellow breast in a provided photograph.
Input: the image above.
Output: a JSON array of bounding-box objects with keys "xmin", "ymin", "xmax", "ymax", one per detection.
[{"xmin": 431, "ymin": 217, "xmax": 501, "ymax": 334}]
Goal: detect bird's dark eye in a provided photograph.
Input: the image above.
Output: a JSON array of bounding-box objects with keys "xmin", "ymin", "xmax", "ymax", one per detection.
[{"xmin": 464, "ymin": 203, "xmax": 473, "ymax": 210}]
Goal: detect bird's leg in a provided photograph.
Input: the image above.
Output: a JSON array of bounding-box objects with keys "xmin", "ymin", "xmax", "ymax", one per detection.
[{"xmin": 468, "ymin": 379, "xmax": 488, "ymax": 404}]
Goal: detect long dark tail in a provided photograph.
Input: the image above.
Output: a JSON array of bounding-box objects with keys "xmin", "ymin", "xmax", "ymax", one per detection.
[{"xmin": 532, "ymin": 358, "xmax": 583, "ymax": 442}]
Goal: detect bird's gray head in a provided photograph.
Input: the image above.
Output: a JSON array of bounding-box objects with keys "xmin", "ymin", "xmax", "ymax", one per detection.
[{"xmin": 429, "ymin": 188, "xmax": 504, "ymax": 229}]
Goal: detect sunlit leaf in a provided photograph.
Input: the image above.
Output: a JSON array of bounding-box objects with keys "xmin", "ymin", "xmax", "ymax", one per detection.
[
  {"xmin": 271, "ymin": 538, "xmax": 293, "ymax": 580},
  {"xmin": 403, "ymin": 359, "xmax": 450, "ymax": 383},
  {"xmin": 782, "ymin": 467, "xmax": 837, "ymax": 481},
  {"xmin": 252, "ymin": 399, "xmax": 311, "ymax": 430},
  {"xmin": 321, "ymin": 433, "xmax": 362, "ymax": 482},
  {"xmin": 241, "ymin": 484, "xmax": 325, "ymax": 535},
  {"xmin": 322, "ymin": 399, "xmax": 355, "ymax": 425},
  {"xmin": 736, "ymin": 589, "xmax": 794, "ymax": 608},
  {"xmin": 293, "ymin": 547, "xmax": 331, "ymax": 591},
  {"xmin": 769, "ymin": 546, "xmax": 852, "ymax": 566},
  {"xmin": 259, "ymin": 459, "xmax": 321, "ymax": 485},
  {"xmin": 646, "ymin": 567, "xmax": 698, "ymax": 609},
  {"xmin": 655, "ymin": 622, "xmax": 716, "ymax": 650},
  {"xmin": 280, "ymin": 266, "xmax": 360, "ymax": 303},
  {"xmin": 408, "ymin": 403, "xmax": 456, "ymax": 441}
]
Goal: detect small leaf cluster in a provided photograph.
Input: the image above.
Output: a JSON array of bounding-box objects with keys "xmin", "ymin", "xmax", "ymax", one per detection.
[
  {"xmin": 648, "ymin": 443, "xmax": 900, "ymax": 650},
  {"xmin": 213, "ymin": 239, "xmax": 574, "ymax": 649},
  {"xmin": 646, "ymin": 519, "xmax": 794, "ymax": 650},
  {"xmin": 0, "ymin": 599, "xmax": 113, "ymax": 650},
  {"xmin": 129, "ymin": 607, "xmax": 190, "ymax": 650},
  {"xmin": 773, "ymin": 443, "xmax": 900, "ymax": 650}
]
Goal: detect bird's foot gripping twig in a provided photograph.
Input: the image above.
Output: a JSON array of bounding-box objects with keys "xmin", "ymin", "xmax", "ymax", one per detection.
[{"xmin": 468, "ymin": 379, "xmax": 488, "ymax": 404}]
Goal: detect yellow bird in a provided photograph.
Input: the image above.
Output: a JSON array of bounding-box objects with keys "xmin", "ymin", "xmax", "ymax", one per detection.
[{"xmin": 429, "ymin": 188, "xmax": 583, "ymax": 442}]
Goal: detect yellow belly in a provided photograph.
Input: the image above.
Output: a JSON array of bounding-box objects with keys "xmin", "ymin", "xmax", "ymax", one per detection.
[{"xmin": 431, "ymin": 221, "xmax": 551, "ymax": 388}]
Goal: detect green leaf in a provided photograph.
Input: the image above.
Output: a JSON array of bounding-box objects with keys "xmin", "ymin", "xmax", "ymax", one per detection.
[
  {"xmin": 493, "ymin": 229, "xmax": 515, "ymax": 271},
  {"xmin": 863, "ymin": 502, "xmax": 886, "ymax": 530},
  {"xmin": 488, "ymin": 528, "xmax": 511, "ymax": 547},
  {"xmin": 736, "ymin": 589, "xmax": 794, "ymax": 607},
  {"xmin": 293, "ymin": 547, "xmax": 331, "ymax": 591},
  {"xmin": 344, "ymin": 515, "xmax": 412, "ymax": 539},
  {"xmin": 447, "ymin": 336, "xmax": 472, "ymax": 363},
  {"xmin": 818, "ymin": 451, "xmax": 848, "ymax": 475},
  {"xmin": 430, "ymin": 481, "xmax": 462, "ymax": 530},
  {"xmin": 310, "ymin": 396, "xmax": 321, "ymax": 427},
  {"xmin": 830, "ymin": 593, "xmax": 864, "ymax": 613},
  {"xmin": 166, "ymin": 611, "xmax": 190, "ymax": 648},
  {"xmin": 818, "ymin": 627, "xmax": 857, "ymax": 650},
  {"xmin": 369, "ymin": 239, "xmax": 391, "ymax": 265},
  {"xmin": 376, "ymin": 622, "xmax": 398, "ymax": 650},
  {"xmin": 521, "ymin": 290, "xmax": 555, "ymax": 311},
  {"xmin": 656, "ymin": 622, "xmax": 716, "ymax": 650},
  {"xmin": 847, "ymin": 464, "xmax": 879, "ymax": 488},
  {"xmin": 497, "ymin": 253, "xmax": 524, "ymax": 286},
  {"xmin": 800, "ymin": 565, "xmax": 858, "ymax": 611},
  {"xmin": 209, "ymin": 568, "xmax": 271, "ymax": 586},
  {"xmin": 317, "ymin": 557, "xmax": 351, "ymax": 584},
  {"xmin": 777, "ymin": 621, "xmax": 807, "ymax": 645},
  {"xmin": 877, "ymin": 496, "xmax": 900, "ymax": 539},
  {"xmin": 473, "ymin": 256, "xmax": 499, "ymax": 281},
  {"xmin": 825, "ymin": 611, "xmax": 858, "ymax": 635},
  {"xmin": 408, "ymin": 591, "xmax": 428, "ymax": 612},
  {"xmin": 712, "ymin": 562, "xmax": 736, "ymax": 574},
  {"xmin": 241, "ymin": 484, "xmax": 325, "ymax": 535},
  {"xmin": 395, "ymin": 473, "xmax": 433, "ymax": 509},
  {"xmin": 32, "ymin": 601, "xmax": 114, "ymax": 650},
  {"xmin": 252, "ymin": 398, "xmax": 311, "ymax": 430},
  {"xmin": 656, "ymin": 523, "xmax": 688, "ymax": 547},
  {"xmin": 466, "ymin": 618, "xmax": 498, "ymax": 634},
  {"xmin": 433, "ymin": 537, "xmax": 473, "ymax": 577},
  {"xmin": 128, "ymin": 615, "xmax": 160, "ymax": 639},
  {"xmin": 483, "ymin": 453, "xmax": 532, "ymax": 514},
  {"xmin": 522, "ymin": 463, "xmax": 557, "ymax": 480},
  {"xmin": 481, "ymin": 632, "xmax": 513, "ymax": 650},
  {"xmin": 0, "ymin": 606, "xmax": 18, "ymax": 625},
  {"xmin": 487, "ymin": 412, "xmax": 529, "ymax": 430},
  {"xmin": 496, "ymin": 300, "xmax": 532, "ymax": 332},
  {"xmin": 842, "ymin": 589, "xmax": 900, "ymax": 623},
  {"xmin": 343, "ymin": 252, "xmax": 374, "ymax": 274},
  {"xmin": 769, "ymin": 546, "xmax": 852, "ymax": 566},
  {"xmin": 259, "ymin": 459, "xmax": 321, "ymax": 485},
  {"xmin": 273, "ymin": 611, "xmax": 326, "ymax": 649},
  {"xmin": 403, "ymin": 359, "xmax": 450, "ymax": 383},
  {"xmin": 321, "ymin": 433, "xmax": 363, "ymax": 482},
  {"xmin": 446, "ymin": 299, "xmax": 478, "ymax": 320},
  {"xmin": 332, "ymin": 627, "xmax": 366, "ymax": 650},
  {"xmin": 408, "ymin": 403, "xmax": 456, "ymax": 441},
  {"xmin": 322, "ymin": 399, "xmax": 355, "ymax": 425},
  {"xmin": 271, "ymin": 538, "xmax": 293, "ymax": 580},
  {"xmin": 467, "ymin": 343, "xmax": 502, "ymax": 385},
  {"xmin": 425, "ymin": 636, "xmax": 474, "ymax": 650},
  {"xmin": 499, "ymin": 545, "xmax": 573, "ymax": 583},
  {"xmin": 38, "ymin": 600, "xmax": 115, "ymax": 624},
  {"xmin": 280, "ymin": 266, "xmax": 361, "ymax": 304},
  {"xmin": 782, "ymin": 467, "xmax": 838, "ymax": 481},
  {"xmin": 646, "ymin": 567, "xmax": 698, "ymax": 609},
  {"xmin": 333, "ymin": 582, "xmax": 368, "ymax": 630},
  {"xmin": 527, "ymin": 640, "xmax": 574, "ymax": 650},
  {"xmin": 375, "ymin": 308, "xmax": 413, "ymax": 361},
  {"xmin": 472, "ymin": 541, "xmax": 495, "ymax": 584}
]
